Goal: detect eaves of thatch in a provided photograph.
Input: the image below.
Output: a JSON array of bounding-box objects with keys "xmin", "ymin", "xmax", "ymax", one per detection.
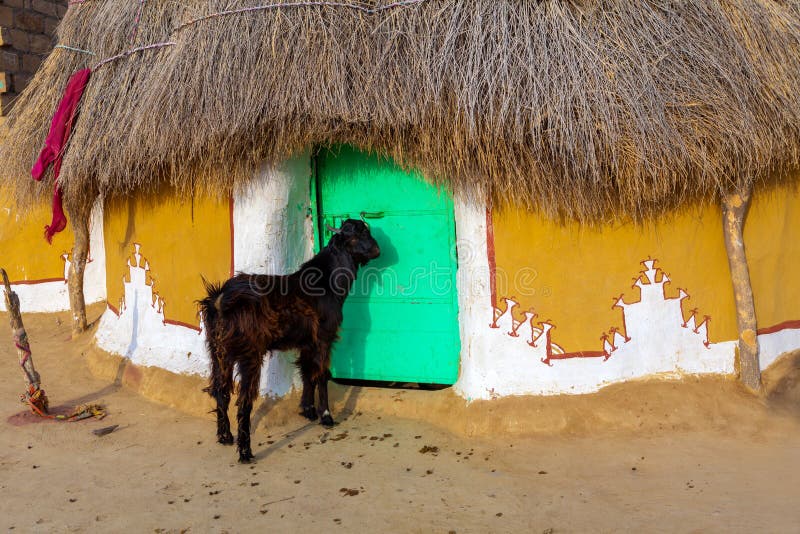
[{"xmin": 2, "ymin": 0, "xmax": 800, "ymax": 221}]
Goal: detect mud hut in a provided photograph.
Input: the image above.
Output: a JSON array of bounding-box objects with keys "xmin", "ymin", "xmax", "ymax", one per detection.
[{"xmin": 1, "ymin": 0, "xmax": 799, "ymax": 400}]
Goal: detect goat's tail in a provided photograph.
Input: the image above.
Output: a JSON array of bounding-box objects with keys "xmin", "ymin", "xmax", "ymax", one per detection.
[
  {"xmin": 198, "ymin": 277, "xmax": 226, "ymax": 336},
  {"xmin": 198, "ymin": 278, "xmax": 230, "ymax": 399}
]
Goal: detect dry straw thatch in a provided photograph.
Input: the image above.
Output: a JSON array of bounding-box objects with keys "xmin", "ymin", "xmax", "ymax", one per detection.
[{"xmin": 2, "ymin": 0, "xmax": 800, "ymax": 221}]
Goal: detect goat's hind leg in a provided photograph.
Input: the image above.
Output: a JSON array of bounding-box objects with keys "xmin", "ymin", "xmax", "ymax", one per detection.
[
  {"xmin": 207, "ymin": 354, "xmax": 234, "ymax": 445},
  {"xmin": 298, "ymin": 351, "xmax": 318, "ymax": 421},
  {"xmin": 236, "ymin": 356, "xmax": 262, "ymax": 463},
  {"xmin": 315, "ymin": 343, "xmax": 335, "ymax": 427}
]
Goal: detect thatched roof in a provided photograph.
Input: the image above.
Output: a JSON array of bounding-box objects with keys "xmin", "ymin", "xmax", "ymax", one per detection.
[{"xmin": 3, "ymin": 0, "xmax": 800, "ymax": 221}]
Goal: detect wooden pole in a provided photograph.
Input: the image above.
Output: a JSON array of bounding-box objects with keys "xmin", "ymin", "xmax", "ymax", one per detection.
[
  {"xmin": 66, "ymin": 199, "xmax": 93, "ymax": 336},
  {"xmin": 721, "ymin": 185, "xmax": 762, "ymax": 393},
  {"xmin": 1, "ymin": 268, "xmax": 48, "ymax": 413}
]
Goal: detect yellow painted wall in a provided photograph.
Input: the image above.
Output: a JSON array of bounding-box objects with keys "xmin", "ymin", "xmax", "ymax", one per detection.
[
  {"xmin": 104, "ymin": 189, "xmax": 231, "ymax": 327},
  {"xmin": 0, "ymin": 189, "xmax": 73, "ymax": 281},
  {"xmin": 745, "ymin": 182, "xmax": 800, "ymax": 330},
  {"xmin": 492, "ymin": 202, "xmax": 738, "ymax": 350}
]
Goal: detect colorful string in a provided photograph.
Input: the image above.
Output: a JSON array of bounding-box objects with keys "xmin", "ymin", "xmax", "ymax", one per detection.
[{"xmin": 129, "ymin": 0, "xmax": 147, "ymax": 46}]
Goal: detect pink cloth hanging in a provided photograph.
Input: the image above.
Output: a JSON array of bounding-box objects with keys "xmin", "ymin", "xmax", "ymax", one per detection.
[{"xmin": 31, "ymin": 68, "xmax": 91, "ymax": 243}]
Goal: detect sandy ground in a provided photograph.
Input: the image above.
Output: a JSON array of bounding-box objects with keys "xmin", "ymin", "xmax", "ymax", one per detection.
[{"xmin": 1, "ymin": 307, "xmax": 800, "ymax": 533}]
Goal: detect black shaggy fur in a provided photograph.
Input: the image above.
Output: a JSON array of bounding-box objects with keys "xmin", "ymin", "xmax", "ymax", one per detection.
[{"xmin": 198, "ymin": 219, "xmax": 380, "ymax": 462}]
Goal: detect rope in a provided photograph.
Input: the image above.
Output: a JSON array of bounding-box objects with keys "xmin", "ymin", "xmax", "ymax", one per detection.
[
  {"xmin": 12, "ymin": 331, "xmax": 106, "ymax": 421},
  {"xmin": 129, "ymin": 0, "xmax": 147, "ymax": 47},
  {"xmin": 58, "ymin": 0, "xmax": 427, "ymax": 70},
  {"xmin": 22, "ymin": 384, "xmax": 49, "ymax": 417},
  {"xmin": 172, "ymin": 0, "xmax": 428, "ymax": 34},
  {"xmin": 20, "ymin": 384, "xmax": 106, "ymax": 421},
  {"xmin": 93, "ymin": 42, "xmax": 177, "ymax": 70},
  {"xmin": 16, "ymin": 341, "xmax": 30, "ymax": 367},
  {"xmin": 54, "ymin": 44, "xmax": 95, "ymax": 56},
  {"xmin": 13, "ymin": 329, "xmax": 38, "ymax": 386}
]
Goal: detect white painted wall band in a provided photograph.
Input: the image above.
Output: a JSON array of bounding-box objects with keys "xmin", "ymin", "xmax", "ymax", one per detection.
[
  {"xmin": 88, "ymin": 162, "xmax": 800, "ymax": 401},
  {"xmin": 0, "ymin": 200, "xmax": 107, "ymax": 313}
]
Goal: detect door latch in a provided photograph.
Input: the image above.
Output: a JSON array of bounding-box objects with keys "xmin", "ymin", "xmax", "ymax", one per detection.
[{"xmin": 360, "ymin": 211, "xmax": 385, "ymax": 220}]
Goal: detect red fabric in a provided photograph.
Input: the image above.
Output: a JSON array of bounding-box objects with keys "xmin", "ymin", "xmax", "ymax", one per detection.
[{"xmin": 31, "ymin": 68, "xmax": 91, "ymax": 243}]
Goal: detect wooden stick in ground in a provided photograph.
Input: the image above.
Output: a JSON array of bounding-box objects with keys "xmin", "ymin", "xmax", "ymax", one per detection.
[
  {"xmin": 1, "ymin": 268, "xmax": 47, "ymax": 411},
  {"xmin": 721, "ymin": 186, "xmax": 762, "ymax": 393},
  {"xmin": 66, "ymin": 199, "xmax": 94, "ymax": 336}
]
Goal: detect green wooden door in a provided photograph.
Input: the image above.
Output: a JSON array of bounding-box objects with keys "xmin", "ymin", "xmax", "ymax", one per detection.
[{"xmin": 314, "ymin": 146, "xmax": 460, "ymax": 384}]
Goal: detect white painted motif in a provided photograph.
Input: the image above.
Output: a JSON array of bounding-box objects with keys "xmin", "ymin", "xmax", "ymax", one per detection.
[
  {"xmin": 95, "ymin": 243, "xmax": 209, "ymax": 376},
  {"xmin": 452, "ymin": 199, "xmax": 741, "ymax": 401}
]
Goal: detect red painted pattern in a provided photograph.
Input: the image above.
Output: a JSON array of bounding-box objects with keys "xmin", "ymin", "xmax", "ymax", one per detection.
[
  {"xmin": 164, "ymin": 318, "xmax": 202, "ymax": 333},
  {"xmin": 758, "ymin": 320, "xmax": 800, "ymax": 336},
  {"xmin": 486, "ymin": 210, "xmax": 632, "ymax": 363},
  {"xmin": 8, "ymin": 277, "xmax": 66, "ymax": 285},
  {"xmin": 485, "ymin": 206, "xmax": 497, "ymax": 310},
  {"xmin": 489, "ymin": 261, "xmax": 718, "ymax": 366},
  {"xmin": 546, "ymin": 350, "xmax": 607, "ymax": 361},
  {"xmin": 229, "ymin": 196, "xmax": 236, "ymax": 277}
]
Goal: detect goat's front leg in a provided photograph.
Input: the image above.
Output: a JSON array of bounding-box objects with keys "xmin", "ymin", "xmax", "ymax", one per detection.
[
  {"xmin": 236, "ymin": 357, "xmax": 262, "ymax": 463},
  {"xmin": 298, "ymin": 351, "xmax": 318, "ymax": 421}
]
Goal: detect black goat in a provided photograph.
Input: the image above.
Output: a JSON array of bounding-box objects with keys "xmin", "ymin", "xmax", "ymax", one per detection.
[{"xmin": 198, "ymin": 219, "xmax": 380, "ymax": 462}]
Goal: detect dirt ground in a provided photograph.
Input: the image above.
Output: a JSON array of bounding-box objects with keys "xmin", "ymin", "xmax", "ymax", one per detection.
[{"xmin": 1, "ymin": 307, "xmax": 800, "ymax": 533}]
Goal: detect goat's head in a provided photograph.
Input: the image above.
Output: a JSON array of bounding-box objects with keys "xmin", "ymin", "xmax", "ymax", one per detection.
[{"xmin": 329, "ymin": 219, "xmax": 381, "ymax": 266}]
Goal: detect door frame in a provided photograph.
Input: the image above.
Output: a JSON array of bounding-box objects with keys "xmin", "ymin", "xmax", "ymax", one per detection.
[{"xmin": 308, "ymin": 146, "xmax": 464, "ymax": 385}]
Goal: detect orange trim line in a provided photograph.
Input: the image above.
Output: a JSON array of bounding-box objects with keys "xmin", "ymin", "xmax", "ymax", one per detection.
[
  {"xmin": 107, "ymin": 303, "xmax": 202, "ymax": 332},
  {"xmin": 485, "ymin": 207, "xmax": 497, "ymax": 309},
  {"xmin": 548, "ymin": 350, "xmax": 607, "ymax": 360},
  {"xmin": 164, "ymin": 318, "xmax": 202, "ymax": 333},
  {"xmin": 757, "ymin": 320, "xmax": 800, "ymax": 336},
  {"xmin": 229, "ymin": 196, "xmax": 235, "ymax": 277},
  {"xmin": 8, "ymin": 277, "xmax": 66, "ymax": 285}
]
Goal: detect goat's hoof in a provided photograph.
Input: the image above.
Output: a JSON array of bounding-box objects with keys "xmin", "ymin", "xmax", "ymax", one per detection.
[
  {"xmin": 217, "ymin": 432, "xmax": 234, "ymax": 445},
  {"xmin": 300, "ymin": 405, "xmax": 318, "ymax": 421},
  {"xmin": 320, "ymin": 414, "xmax": 335, "ymax": 427},
  {"xmin": 238, "ymin": 452, "xmax": 255, "ymax": 464}
]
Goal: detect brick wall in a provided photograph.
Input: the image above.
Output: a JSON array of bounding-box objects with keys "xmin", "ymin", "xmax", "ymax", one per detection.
[{"xmin": 0, "ymin": 0, "xmax": 67, "ymax": 118}]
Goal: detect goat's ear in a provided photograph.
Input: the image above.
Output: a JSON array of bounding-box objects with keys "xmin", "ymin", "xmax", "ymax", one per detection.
[{"xmin": 326, "ymin": 224, "xmax": 341, "ymax": 234}]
